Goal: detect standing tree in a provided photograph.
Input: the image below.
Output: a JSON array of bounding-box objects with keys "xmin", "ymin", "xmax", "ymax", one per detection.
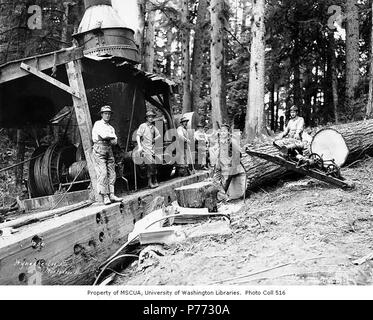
[
  {"xmin": 136, "ymin": 0, "xmax": 146, "ymax": 63},
  {"xmin": 191, "ymin": 0, "xmax": 209, "ymax": 116},
  {"xmin": 245, "ymin": 0, "xmax": 266, "ymax": 141},
  {"xmin": 367, "ymin": 0, "xmax": 373, "ymax": 118},
  {"xmin": 346, "ymin": 0, "xmax": 360, "ymax": 110},
  {"xmin": 143, "ymin": 2, "xmax": 156, "ymax": 72},
  {"xmin": 328, "ymin": 30, "xmax": 340, "ymax": 123},
  {"xmin": 210, "ymin": 0, "xmax": 228, "ymax": 129},
  {"xmin": 181, "ymin": 0, "xmax": 192, "ymax": 113}
]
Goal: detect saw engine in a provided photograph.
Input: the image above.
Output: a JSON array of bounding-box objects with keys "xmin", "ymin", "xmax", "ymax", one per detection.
[{"xmin": 273, "ymin": 141, "xmax": 342, "ymax": 179}]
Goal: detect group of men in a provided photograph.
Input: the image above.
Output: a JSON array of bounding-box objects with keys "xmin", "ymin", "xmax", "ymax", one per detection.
[{"xmin": 91, "ymin": 104, "xmax": 305, "ymax": 205}]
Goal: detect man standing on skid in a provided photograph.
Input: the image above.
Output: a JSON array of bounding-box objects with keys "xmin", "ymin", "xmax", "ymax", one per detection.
[
  {"xmin": 136, "ymin": 110, "xmax": 162, "ymax": 189},
  {"xmin": 92, "ymin": 106, "xmax": 123, "ymax": 205}
]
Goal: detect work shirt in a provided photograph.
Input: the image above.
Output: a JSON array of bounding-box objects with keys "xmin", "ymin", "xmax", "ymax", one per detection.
[
  {"xmin": 137, "ymin": 122, "xmax": 161, "ymax": 158},
  {"xmin": 177, "ymin": 126, "xmax": 190, "ymax": 144},
  {"xmin": 92, "ymin": 119, "xmax": 117, "ymax": 144},
  {"xmin": 207, "ymin": 130, "xmax": 219, "ymax": 167},
  {"xmin": 194, "ymin": 130, "xmax": 208, "ymax": 149},
  {"xmin": 285, "ymin": 116, "xmax": 305, "ymax": 139},
  {"xmin": 177, "ymin": 125, "xmax": 191, "ymax": 165}
]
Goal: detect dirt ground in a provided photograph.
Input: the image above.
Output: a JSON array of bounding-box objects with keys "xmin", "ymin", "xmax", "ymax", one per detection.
[{"xmin": 113, "ymin": 157, "xmax": 373, "ymax": 286}]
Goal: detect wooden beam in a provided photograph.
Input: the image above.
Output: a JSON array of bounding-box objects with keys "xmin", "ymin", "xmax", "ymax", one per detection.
[
  {"xmin": 0, "ymin": 47, "xmax": 84, "ymax": 84},
  {"xmin": 66, "ymin": 60, "xmax": 99, "ymax": 201},
  {"xmin": 20, "ymin": 63, "xmax": 80, "ymax": 98}
]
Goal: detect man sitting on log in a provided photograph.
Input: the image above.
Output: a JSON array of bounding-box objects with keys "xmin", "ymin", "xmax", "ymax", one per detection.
[
  {"xmin": 275, "ymin": 106, "xmax": 307, "ymax": 155},
  {"xmin": 280, "ymin": 106, "xmax": 305, "ymax": 141}
]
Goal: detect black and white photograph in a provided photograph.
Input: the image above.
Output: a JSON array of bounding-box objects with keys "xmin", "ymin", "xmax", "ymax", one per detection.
[{"xmin": 0, "ymin": 0, "xmax": 372, "ymax": 301}]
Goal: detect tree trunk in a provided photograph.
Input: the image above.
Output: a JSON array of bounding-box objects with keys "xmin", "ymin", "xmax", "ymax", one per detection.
[
  {"xmin": 165, "ymin": 29, "xmax": 174, "ymax": 76},
  {"xmin": 137, "ymin": 0, "xmax": 146, "ymax": 64},
  {"xmin": 293, "ymin": 35, "xmax": 302, "ymax": 111},
  {"xmin": 242, "ymin": 119, "xmax": 373, "ymax": 191},
  {"xmin": 303, "ymin": 67, "xmax": 313, "ymax": 127},
  {"xmin": 245, "ymin": 0, "xmax": 266, "ymax": 141},
  {"xmin": 269, "ymin": 82, "xmax": 275, "ymax": 131},
  {"xmin": 181, "ymin": 0, "xmax": 192, "ymax": 113},
  {"xmin": 367, "ymin": 0, "xmax": 373, "ymax": 118},
  {"xmin": 275, "ymin": 85, "xmax": 280, "ymax": 131},
  {"xmin": 329, "ymin": 31, "xmax": 340, "ymax": 124},
  {"xmin": 191, "ymin": 0, "xmax": 209, "ymax": 115},
  {"xmin": 61, "ymin": 2, "xmax": 72, "ymax": 48},
  {"xmin": 346, "ymin": 0, "xmax": 360, "ymax": 109},
  {"xmin": 210, "ymin": 0, "xmax": 228, "ymax": 129},
  {"xmin": 312, "ymin": 64, "xmax": 320, "ymax": 126},
  {"xmin": 143, "ymin": 3, "xmax": 156, "ymax": 73},
  {"xmin": 241, "ymin": 0, "xmax": 249, "ymax": 39}
]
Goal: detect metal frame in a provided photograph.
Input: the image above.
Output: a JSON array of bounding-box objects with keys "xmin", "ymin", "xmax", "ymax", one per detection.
[{"xmin": 246, "ymin": 149, "xmax": 355, "ymax": 189}]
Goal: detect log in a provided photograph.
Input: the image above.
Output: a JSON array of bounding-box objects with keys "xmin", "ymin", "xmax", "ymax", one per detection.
[
  {"xmin": 242, "ymin": 119, "xmax": 373, "ymax": 190},
  {"xmin": 175, "ymin": 181, "xmax": 219, "ymax": 212},
  {"xmin": 241, "ymin": 143, "xmax": 289, "ymax": 190},
  {"xmin": 330, "ymin": 120, "xmax": 373, "ymax": 161}
]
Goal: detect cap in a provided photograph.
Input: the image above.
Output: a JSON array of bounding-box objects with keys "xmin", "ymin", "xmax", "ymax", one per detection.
[
  {"xmin": 146, "ymin": 110, "xmax": 157, "ymax": 117},
  {"xmin": 180, "ymin": 116, "xmax": 189, "ymax": 123},
  {"xmin": 99, "ymin": 106, "xmax": 113, "ymax": 114},
  {"xmin": 197, "ymin": 122, "xmax": 205, "ymax": 128},
  {"xmin": 290, "ymin": 106, "xmax": 298, "ymax": 112}
]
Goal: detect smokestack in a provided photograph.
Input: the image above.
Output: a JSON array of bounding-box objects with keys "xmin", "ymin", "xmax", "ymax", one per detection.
[{"xmin": 74, "ymin": 0, "xmax": 139, "ymax": 63}]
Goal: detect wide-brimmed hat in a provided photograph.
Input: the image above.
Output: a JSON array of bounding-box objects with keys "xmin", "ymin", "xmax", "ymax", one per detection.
[
  {"xmin": 146, "ymin": 110, "xmax": 157, "ymax": 118},
  {"xmin": 99, "ymin": 106, "xmax": 113, "ymax": 114},
  {"xmin": 180, "ymin": 116, "xmax": 189, "ymax": 123}
]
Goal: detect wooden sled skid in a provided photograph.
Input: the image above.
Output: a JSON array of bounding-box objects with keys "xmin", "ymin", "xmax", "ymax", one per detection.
[{"xmin": 246, "ymin": 149, "xmax": 355, "ymax": 190}]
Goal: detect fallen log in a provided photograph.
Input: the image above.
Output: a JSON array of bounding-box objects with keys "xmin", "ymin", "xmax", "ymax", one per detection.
[
  {"xmin": 330, "ymin": 120, "xmax": 373, "ymax": 161},
  {"xmin": 241, "ymin": 143, "xmax": 289, "ymax": 190},
  {"xmin": 242, "ymin": 119, "xmax": 373, "ymax": 190}
]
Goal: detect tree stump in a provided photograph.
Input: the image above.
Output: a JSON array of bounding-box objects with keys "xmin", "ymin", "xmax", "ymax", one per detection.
[{"xmin": 175, "ymin": 181, "xmax": 219, "ymax": 213}]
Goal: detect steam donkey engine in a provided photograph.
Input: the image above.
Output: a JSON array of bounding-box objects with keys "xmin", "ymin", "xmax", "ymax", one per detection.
[{"xmin": 25, "ymin": 0, "xmax": 178, "ymax": 198}]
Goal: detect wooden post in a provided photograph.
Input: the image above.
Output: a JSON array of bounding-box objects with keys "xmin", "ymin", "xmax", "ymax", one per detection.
[{"xmin": 66, "ymin": 60, "xmax": 99, "ymax": 201}]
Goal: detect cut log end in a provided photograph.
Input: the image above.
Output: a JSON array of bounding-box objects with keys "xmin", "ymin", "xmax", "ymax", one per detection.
[{"xmin": 311, "ymin": 128, "xmax": 349, "ymax": 167}]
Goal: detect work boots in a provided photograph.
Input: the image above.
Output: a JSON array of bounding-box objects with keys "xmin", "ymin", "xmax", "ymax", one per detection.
[
  {"xmin": 148, "ymin": 177, "xmax": 157, "ymax": 189},
  {"xmin": 103, "ymin": 195, "xmax": 111, "ymax": 205},
  {"xmin": 110, "ymin": 194, "xmax": 123, "ymax": 203},
  {"xmin": 152, "ymin": 175, "xmax": 159, "ymax": 188}
]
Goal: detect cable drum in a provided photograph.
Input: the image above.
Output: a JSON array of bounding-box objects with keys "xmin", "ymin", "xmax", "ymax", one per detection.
[
  {"xmin": 68, "ymin": 161, "xmax": 89, "ymax": 182},
  {"xmin": 28, "ymin": 143, "xmax": 78, "ymax": 198},
  {"xmin": 28, "ymin": 146, "xmax": 48, "ymax": 198}
]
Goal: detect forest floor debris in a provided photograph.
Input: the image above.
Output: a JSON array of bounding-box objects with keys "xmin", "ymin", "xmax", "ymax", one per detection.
[{"xmin": 111, "ymin": 156, "xmax": 373, "ymax": 285}]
